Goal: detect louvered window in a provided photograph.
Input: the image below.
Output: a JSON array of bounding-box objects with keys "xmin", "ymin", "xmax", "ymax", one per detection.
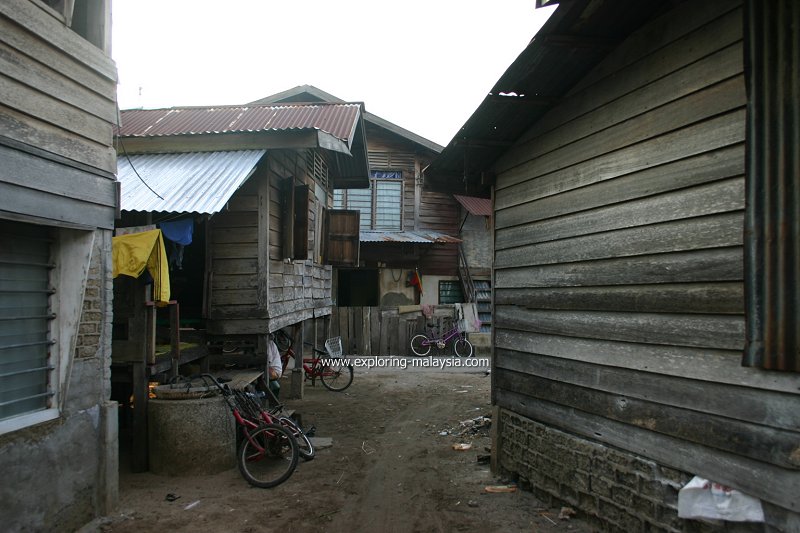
[
  {"xmin": 334, "ymin": 170, "xmax": 403, "ymax": 230},
  {"xmin": 305, "ymin": 150, "xmax": 329, "ymax": 189},
  {"xmin": 0, "ymin": 221, "xmax": 55, "ymax": 423}
]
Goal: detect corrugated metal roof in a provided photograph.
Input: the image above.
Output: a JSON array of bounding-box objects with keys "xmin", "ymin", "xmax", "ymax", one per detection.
[
  {"xmin": 248, "ymin": 85, "xmax": 444, "ymax": 154},
  {"xmin": 117, "ymin": 150, "xmax": 266, "ymax": 214},
  {"xmin": 118, "ymin": 103, "xmax": 360, "ymax": 144},
  {"xmin": 454, "ymin": 194, "xmax": 492, "ymax": 216},
  {"xmin": 426, "ymin": 0, "xmax": 659, "ymax": 193},
  {"xmin": 360, "ymin": 230, "xmax": 461, "ymax": 244}
]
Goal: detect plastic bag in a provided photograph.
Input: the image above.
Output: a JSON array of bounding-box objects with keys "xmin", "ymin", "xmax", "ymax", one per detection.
[{"xmin": 677, "ymin": 476, "xmax": 764, "ymax": 522}]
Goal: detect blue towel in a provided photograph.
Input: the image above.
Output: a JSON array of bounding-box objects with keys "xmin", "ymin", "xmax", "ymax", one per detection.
[{"xmin": 159, "ymin": 218, "xmax": 193, "ymax": 245}]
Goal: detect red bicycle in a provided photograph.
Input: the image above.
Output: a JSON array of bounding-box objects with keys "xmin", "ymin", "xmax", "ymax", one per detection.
[
  {"xmin": 272, "ymin": 330, "xmax": 354, "ymax": 392},
  {"xmin": 201, "ymin": 374, "xmax": 299, "ymax": 488}
]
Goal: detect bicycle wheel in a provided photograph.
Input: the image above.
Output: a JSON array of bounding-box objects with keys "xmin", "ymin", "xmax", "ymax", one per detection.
[
  {"xmin": 279, "ymin": 416, "xmax": 315, "ymax": 461},
  {"xmin": 237, "ymin": 424, "xmax": 299, "ymax": 488},
  {"xmin": 410, "ymin": 334, "xmax": 431, "ymax": 356},
  {"xmin": 319, "ymin": 362, "xmax": 354, "ymax": 392},
  {"xmin": 453, "ymin": 337, "xmax": 473, "ymax": 358}
]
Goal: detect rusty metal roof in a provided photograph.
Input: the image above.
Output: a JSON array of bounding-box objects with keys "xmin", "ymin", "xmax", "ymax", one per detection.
[
  {"xmin": 118, "ymin": 103, "xmax": 360, "ymax": 144},
  {"xmin": 454, "ymin": 194, "xmax": 492, "ymax": 216},
  {"xmin": 360, "ymin": 230, "xmax": 461, "ymax": 244},
  {"xmin": 117, "ymin": 150, "xmax": 266, "ymax": 214},
  {"xmin": 249, "ymin": 85, "xmax": 444, "ymax": 155}
]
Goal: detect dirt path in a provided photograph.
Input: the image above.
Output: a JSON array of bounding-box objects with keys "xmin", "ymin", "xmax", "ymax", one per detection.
[{"xmin": 85, "ymin": 366, "xmax": 595, "ymax": 533}]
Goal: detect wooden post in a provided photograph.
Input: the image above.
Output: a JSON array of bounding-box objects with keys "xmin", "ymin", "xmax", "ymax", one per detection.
[
  {"xmin": 169, "ymin": 301, "xmax": 180, "ymax": 379},
  {"xmin": 131, "ymin": 361, "xmax": 148, "ymax": 473},
  {"xmin": 290, "ymin": 323, "xmax": 304, "ymax": 399}
]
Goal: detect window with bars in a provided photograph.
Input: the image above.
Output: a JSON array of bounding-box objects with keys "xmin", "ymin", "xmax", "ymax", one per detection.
[
  {"xmin": 334, "ymin": 170, "xmax": 403, "ymax": 230},
  {"xmin": 0, "ymin": 221, "xmax": 56, "ymax": 425}
]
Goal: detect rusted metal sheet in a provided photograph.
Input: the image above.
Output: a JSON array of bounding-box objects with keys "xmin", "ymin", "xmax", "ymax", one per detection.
[
  {"xmin": 118, "ymin": 103, "xmax": 361, "ymax": 143},
  {"xmin": 742, "ymin": 0, "xmax": 800, "ymax": 372},
  {"xmin": 360, "ymin": 230, "xmax": 461, "ymax": 244},
  {"xmin": 117, "ymin": 150, "xmax": 266, "ymax": 214},
  {"xmin": 453, "ymin": 194, "xmax": 492, "ymax": 216}
]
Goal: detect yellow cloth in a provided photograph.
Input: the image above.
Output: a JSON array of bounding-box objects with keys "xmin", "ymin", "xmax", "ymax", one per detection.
[{"xmin": 112, "ymin": 229, "xmax": 171, "ymax": 305}]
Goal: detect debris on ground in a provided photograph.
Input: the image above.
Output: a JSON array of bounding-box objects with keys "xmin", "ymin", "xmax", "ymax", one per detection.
[
  {"xmin": 484, "ymin": 485, "xmax": 517, "ymax": 493},
  {"xmin": 438, "ymin": 414, "xmax": 492, "ymax": 438},
  {"xmin": 452, "ymin": 443, "xmax": 472, "ymax": 451},
  {"xmin": 559, "ymin": 507, "xmax": 577, "ymax": 520}
]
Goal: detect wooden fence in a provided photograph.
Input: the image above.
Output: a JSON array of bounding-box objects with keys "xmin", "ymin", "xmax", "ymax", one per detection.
[{"xmin": 330, "ymin": 305, "xmax": 458, "ymax": 356}]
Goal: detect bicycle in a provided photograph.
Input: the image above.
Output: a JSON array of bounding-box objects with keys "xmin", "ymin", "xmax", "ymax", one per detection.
[
  {"xmin": 200, "ymin": 374, "xmax": 299, "ymax": 488},
  {"xmin": 258, "ymin": 378, "xmax": 316, "ymax": 461},
  {"xmin": 410, "ymin": 321, "xmax": 473, "ymax": 357},
  {"xmin": 272, "ymin": 330, "xmax": 354, "ymax": 392}
]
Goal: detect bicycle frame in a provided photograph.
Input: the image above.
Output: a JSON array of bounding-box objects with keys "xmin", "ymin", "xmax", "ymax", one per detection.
[
  {"xmin": 420, "ymin": 324, "xmax": 465, "ymax": 349},
  {"xmin": 279, "ymin": 341, "xmax": 336, "ymax": 381}
]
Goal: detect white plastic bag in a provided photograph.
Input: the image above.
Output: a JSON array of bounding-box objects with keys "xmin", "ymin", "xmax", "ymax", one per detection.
[{"xmin": 677, "ymin": 476, "xmax": 764, "ymax": 522}]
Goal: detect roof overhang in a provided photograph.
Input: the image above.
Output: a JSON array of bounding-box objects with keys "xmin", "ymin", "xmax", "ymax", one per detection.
[
  {"xmin": 425, "ymin": 0, "xmax": 666, "ymax": 194},
  {"xmin": 454, "ymin": 194, "xmax": 492, "ymax": 216},
  {"xmin": 117, "ymin": 150, "xmax": 266, "ymax": 214}
]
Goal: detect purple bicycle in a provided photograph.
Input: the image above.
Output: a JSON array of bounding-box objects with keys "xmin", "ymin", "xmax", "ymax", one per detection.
[{"xmin": 410, "ymin": 322, "xmax": 473, "ymax": 357}]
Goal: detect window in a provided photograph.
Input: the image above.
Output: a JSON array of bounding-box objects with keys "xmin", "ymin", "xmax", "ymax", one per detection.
[
  {"xmin": 281, "ymin": 180, "xmax": 310, "ymax": 260},
  {"xmin": 439, "ymin": 280, "xmax": 464, "ymax": 305},
  {"xmin": 0, "ymin": 221, "xmax": 56, "ymax": 428},
  {"xmin": 305, "ymin": 150, "xmax": 329, "ymax": 189},
  {"xmin": 334, "ymin": 170, "xmax": 403, "ymax": 230}
]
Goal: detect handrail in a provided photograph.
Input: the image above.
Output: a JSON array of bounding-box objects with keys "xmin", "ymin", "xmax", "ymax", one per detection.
[{"xmin": 457, "ymin": 244, "xmax": 477, "ymax": 303}]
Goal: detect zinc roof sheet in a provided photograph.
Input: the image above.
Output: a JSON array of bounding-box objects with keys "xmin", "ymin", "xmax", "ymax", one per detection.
[
  {"xmin": 118, "ymin": 103, "xmax": 361, "ymax": 145},
  {"xmin": 453, "ymin": 194, "xmax": 492, "ymax": 216},
  {"xmin": 117, "ymin": 150, "xmax": 266, "ymax": 214},
  {"xmin": 360, "ymin": 230, "xmax": 461, "ymax": 244}
]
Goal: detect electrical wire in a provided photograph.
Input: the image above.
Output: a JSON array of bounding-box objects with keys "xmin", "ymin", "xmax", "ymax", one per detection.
[{"xmin": 115, "ymin": 103, "xmax": 164, "ymax": 200}]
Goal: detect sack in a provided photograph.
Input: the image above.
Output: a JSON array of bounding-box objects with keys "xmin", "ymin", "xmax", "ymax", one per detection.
[{"xmin": 677, "ymin": 476, "xmax": 764, "ymax": 522}]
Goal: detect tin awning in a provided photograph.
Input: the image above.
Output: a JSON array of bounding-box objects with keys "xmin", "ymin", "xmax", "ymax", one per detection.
[{"xmin": 117, "ymin": 150, "xmax": 266, "ymax": 214}]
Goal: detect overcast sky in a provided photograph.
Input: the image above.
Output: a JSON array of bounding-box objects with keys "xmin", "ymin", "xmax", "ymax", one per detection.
[{"xmin": 112, "ymin": 1, "xmax": 554, "ymax": 147}]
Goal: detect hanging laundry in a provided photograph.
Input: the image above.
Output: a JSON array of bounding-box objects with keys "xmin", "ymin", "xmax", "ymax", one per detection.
[
  {"xmin": 112, "ymin": 229, "xmax": 171, "ymax": 305},
  {"xmin": 159, "ymin": 218, "xmax": 193, "ymax": 270},
  {"xmin": 158, "ymin": 218, "xmax": 193, "ymax": 245}
]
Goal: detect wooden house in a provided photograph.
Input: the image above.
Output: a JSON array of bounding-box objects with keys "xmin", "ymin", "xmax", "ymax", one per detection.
[
  {"xmin": 0, "ymin": 0, "xmax": 119, "ymax": 529},
  {"xmin": 426, "ymin": 0, "xmax": 799, "ymax": 530},
  {"xmin": 252, "ymin": 87, "xmax": 491, "ymax": 354},
  {"xmin": 113, "ymin": 103, "xmax": 367, "ymax": 469}
]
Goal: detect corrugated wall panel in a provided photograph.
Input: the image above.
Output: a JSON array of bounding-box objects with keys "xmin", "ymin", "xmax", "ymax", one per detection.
[{"xmin": 742, "ymin": 0, "xmax": 800, "ymax": 372}]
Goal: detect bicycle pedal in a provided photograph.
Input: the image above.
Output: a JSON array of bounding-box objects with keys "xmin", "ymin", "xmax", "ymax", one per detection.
[{"xmin": 305, "ymin": 425, "xmax": 316, "ymax": 438}]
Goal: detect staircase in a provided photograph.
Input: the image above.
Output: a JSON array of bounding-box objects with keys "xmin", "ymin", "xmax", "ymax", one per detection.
[
  {"xmin": 474, "ymin": 280, "xmax": 492, "ymax": 332},
  {"xmin": 457, "ymin": 245, "xmax": 492, "ymax": 332}
]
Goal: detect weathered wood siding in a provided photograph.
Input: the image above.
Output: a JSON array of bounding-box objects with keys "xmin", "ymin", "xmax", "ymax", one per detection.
[
  {"xmin": 366, "ymin": 125, "xmax": 458, "ymax": 275},
  {"xmin": 492, "ymin": 0, "xmax": 800, "ymax": 515},
  {"xmin": 207, "ymin": 150, "xmax": 332, "ymax": 335},
  {"xmin": 0, "ymin": 1, "xmax": 117, "ymax": 229}
]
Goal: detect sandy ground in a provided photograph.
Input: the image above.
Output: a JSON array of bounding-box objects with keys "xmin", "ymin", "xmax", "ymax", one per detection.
[{"xmin": 82, "ymin": 363, "xmax": 596, "ymax": 533}]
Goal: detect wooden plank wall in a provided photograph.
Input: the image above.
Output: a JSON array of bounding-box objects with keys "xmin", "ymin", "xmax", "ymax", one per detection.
[
  {"xmin": 208, "ymin": 149, "xmax": 333, "ymax": 335},
  {"xmin": 266, "ymin": 150, "xmax": 332, "ymax": 332},
  {"xmin": 366, "ymin": 125, "xmax": 459, "ymax": 275},
  {"xmin": 0, "ymin": 1, "xmax": 117, "ymax": 228},
  {"xmin": 492, "ymin": 0, "xmax": 800, "ymax": 513},
  {"xmin": 330, "ymin": 305, "xmax": 457, "ymax": 357}
]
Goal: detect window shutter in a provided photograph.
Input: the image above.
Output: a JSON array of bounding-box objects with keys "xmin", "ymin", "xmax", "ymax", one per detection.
[
  {"xmin": 325, "ymin": 210, "xmax": 360, "ymax": 267},
  {"xmin": 293, "ymin": 185, "xmax": 310, "ymax": 260},
  {"xmin": 281, "ymin": 177, "xmax": 294, "ymax": 259}
]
